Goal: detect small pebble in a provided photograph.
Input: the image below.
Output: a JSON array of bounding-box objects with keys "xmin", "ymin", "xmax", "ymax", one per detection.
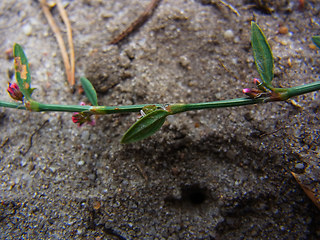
[
  {"xmin": 278, "ymin": 26, "xmax": 288, "ymax": 35},
  {"xmin": 224, "ymin": 29, "xmax": 234, "ymax": 40},
  {"xmin": 49, "ymin": 166, "xmax": 58, "ymax": 173},
  {"xmin": 93, "ymin": 201, "xmax": 101, "ymax": 210},
  {"xmin": 77, "ymin": 160, "xmax": 85, "ymax": 166},
  {"xmin": 22, "ymin": 24, "xmax": 33, "ymax": 36},
  {"xmin": 295, "ymin": 163, "xmax": 305, "ymax": 169},
  {"xmin": 20, "ymin": 158, "xmax": 27, "ymax": 167},
  {"xmin": 234, "ymin": 36, "xmax": 240, "ymax": 43},
  {"xmin": 179, "ymin": 55, "xmax": 191, "ymax": 69},
  {"xmin": 280, "ymin": 40, "xmax": 288, "ymax": 46}
]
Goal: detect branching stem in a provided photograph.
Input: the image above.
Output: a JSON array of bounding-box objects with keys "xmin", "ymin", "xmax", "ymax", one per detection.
[{"xmin": 1, "ymin": 81, "xmax": 319, "ymax": 115}]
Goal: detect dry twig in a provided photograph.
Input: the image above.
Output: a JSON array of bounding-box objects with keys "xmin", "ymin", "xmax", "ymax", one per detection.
[
  {"xmin": 109, "ymin": 0, "xmax": 162, "ymax": 44},
  {"xmin": 40, "ymin": 0, "xmax": 75, "ymax": 87},
  {"xmin": 19, "ymin": 120, "xmax": 49, "ymax": 156},
  {"xmin": 56, "ymin": 0, "xmax": 75, "ymax": 86},
  {"xmin": 0, "ymin": 137, "xmax": 9, "ymax": 148},
  {"xmin": 219, "ymin": 0, "xmax": 240, "ymax": 17},
  {"xmin": 136, "ymin": 163, "xmax": 148, "ymax": 181}
]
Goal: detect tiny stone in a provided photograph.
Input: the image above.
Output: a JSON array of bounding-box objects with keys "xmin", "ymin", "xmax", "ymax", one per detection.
[
  {"xmin": 224, "ymin": 29, "xmax": 234, "ymax": 40},
  {"xmin": 234, "ymin": 36, "xmax": 240, "ymax": 43},
  {"xmin": 179, "ymin": 55, "xmax": 191, "ymax": 69},
  {"xmin": 278, "ymin": 26, "xmax": 288, "ymax": 34},
  {"xmin": 49, "ymin": 166, "xmax": 58, "ymax": 173},
  {"xmin": 280, "ymin": 40, "xmax": 288, "ymax": 46},
  {"xmin": 22, "ymin": 24, "xmax": 33, "ymax": 36},
  {"xmin": 77, "ymin": 160, "xmax": 85, "ymax": 166},
  {"xmin": 20, "ymin": 158, "xmax": 27, "ymax": 167},
  {"xmin": 295, "ymin": 163, "xmax": 304, "ymax": 169},
  {"xmin": 93, "ymin": 201, "xmax": 101, "ymax": 210}
]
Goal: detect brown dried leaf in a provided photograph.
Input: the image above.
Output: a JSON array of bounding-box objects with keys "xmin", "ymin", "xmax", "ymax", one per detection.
[{"xmin": 291, "ymin": 172, "xmax": 320, "ymax": 210}]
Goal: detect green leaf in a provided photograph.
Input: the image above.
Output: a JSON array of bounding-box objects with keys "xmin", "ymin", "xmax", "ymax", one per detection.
[
  {"xmin": 251, "ymin": 22, "xmax": 274, "ymax": 88},
  {"xmin": 312, "ymin": 36, "xmax": 320, "ymax": 49},
  {"xmin": 80, "ymin": 77, "xmax": 98, "ymax": 106},
  {"xmin": 13, "ymin": 43, "xmax": 33, "ymax": 100},
  {"xmin": 121, "ymin": 109, "xmax": 170, "ymax": 144}
]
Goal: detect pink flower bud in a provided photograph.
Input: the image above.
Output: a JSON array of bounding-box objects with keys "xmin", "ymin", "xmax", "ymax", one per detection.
[
  {"xmin": 72, "ymin": 102, "xmax": 96, "ymax": 127},
  {"xmin": 253, "ymin": 78, "xmax": 262, "ymax": 85},
  {"xmin": 72, "ymin": 113, "xmax": 83, "ymax": 126},
  {"xmin": 7, "ymin": 83, "xmax": 23, "ymax": 101},
  {"xmin": 242, "ymin": 88, "xmax": 263, "ymax": 99}
]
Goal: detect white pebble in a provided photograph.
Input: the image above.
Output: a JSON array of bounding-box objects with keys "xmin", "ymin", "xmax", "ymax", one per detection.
[
  {"xmin": 22, "ymin": 24, "xmax": 33, "ymax": 36},
  {"xmin": 77, "ymin": 160, "xmax": 85, "ymax": 166},
  {"xmin": 179, "ymin": 55, "xmax": 191, "ymax": 69},
  {"xmin": 224, "ymin": 29, "xmax": 234, "ymax": 40}
]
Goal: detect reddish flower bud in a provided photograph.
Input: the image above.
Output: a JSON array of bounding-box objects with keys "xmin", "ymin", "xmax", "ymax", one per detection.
[
  {"xmin": 253, "ymin": 78, "xmax": 270, "ymax": 92},
  {"xmin": 253, "ymin": 78, "xmax": 261, "ymax": 85},
  {"xmin": 72, "ymin": 112, "xmax": 95, "ymax": 127},
  {"xmin": 7, "ymin": 83, "xmax": 23, "ymax": 101},
  {"xmin": 72, "ymin": 113, "xmax": 83, "ymax": 126},
  {"xmin": 242, "ymin": 88, "xmax": 263, "ymax": 99},
  {"xmin": 72, "ymin": 102, "xmax": 95, "ymax": 127}
]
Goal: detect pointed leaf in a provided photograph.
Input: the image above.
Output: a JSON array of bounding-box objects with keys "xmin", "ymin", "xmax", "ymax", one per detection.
[
  {"xmin": 13, "ymin": 43, "xmax": 33, "ymax": 99},
  {"xmin": 80, "ymin": 77, "xmax": 98, "ymax": 106},
  {"xmin": 251, "ymin": 22, "xmax": 274, "ymax": 88},
  {"xmin": 312, "ymin": 36, "xmax": 320, "ymax": 49},
  {"xmin": 121, "ymin": 109, "xmax": 170, "ymax": 144}
]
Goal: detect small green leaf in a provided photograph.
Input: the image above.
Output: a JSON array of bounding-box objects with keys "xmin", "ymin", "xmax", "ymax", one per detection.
[
  {"xmin": 80, "ymin": 77, "xmax": 98, "ymax": 106},
  {"xmin": 251, "ymin": 22, "xmax": 274, "ymax": 88},
  {"xmin": 121, "ymin": 109, "xmax": 170, "ymax": 144},
  {"xmin": 312, "ymin": 36, "xmax": 320, "ymax": 49},
  {"xmin": 13, "ymin": 43, "xmax": 33, "ymax": 99}
]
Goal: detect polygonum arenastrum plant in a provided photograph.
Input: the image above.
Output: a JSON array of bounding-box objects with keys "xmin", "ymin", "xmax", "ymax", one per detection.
[{"xmin": 1, "ymin": 22, "xmax": 320, "ymax": 143}]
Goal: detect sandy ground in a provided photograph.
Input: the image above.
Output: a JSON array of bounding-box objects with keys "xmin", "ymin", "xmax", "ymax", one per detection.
[{"xmin": 0, "ymin": 0, "xmax": 319, "ymax": 239}]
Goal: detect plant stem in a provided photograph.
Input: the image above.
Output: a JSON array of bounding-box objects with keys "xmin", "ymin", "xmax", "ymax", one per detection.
[
  {"xmin": 1, "ymin": 81, "xmax": 320, "ymax": 115},
  {"xmin": 283, "ymin": 81, "xmax": 320, "ymax": 99},
  {"xmin": 0, "ymin": 98, "xmax": 268, "ymax": 115},
  {"xmin": 0, "ymin": 101, "xmax": 26, "ymax": 109},
  {"xmin": 0, "ymin": 101, "xmax": 163, "ymax": 114},
  {"xmin": 168, "ymin": 98, "xmax": 263, "ymax": 114}
]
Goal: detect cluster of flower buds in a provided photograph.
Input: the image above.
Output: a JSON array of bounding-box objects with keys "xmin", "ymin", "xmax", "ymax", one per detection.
[
  {"xmin": 71, "ymin": 102, "xmax": 95, "ymax": 127},
  {"xmin": 7, "ymin": 82, "xmax": 23, "ymax": 101},
  {"xmin": 242, "ymin": 78, "xmax": 271, "ymax": 99}
]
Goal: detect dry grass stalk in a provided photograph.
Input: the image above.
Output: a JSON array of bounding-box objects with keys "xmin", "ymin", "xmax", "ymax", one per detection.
[
  {"xmin": 109, "ymin": 0, "xmax": 161, "ymax": 45},
  {"xmin": 40, "ymin": 0, "xmax": 75, "ymax": 87},
  {"xmin": 56, "ymin": 0, "xmax": 75, "ymax": 86},
  {"xmin": 219, "ymin": 0, "xmax": 240, "ymax": 17}
]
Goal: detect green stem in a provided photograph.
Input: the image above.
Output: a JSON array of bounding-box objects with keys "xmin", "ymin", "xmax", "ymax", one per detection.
[
  {"xmin": 0, "ymin": 101, "xmax": 163, "ymax": 114},
  {"xmin": 0, "ymin": 98, "xmax": 266, "ymax": 115},
  {"xmin": 283, "ymin": 81, "xmax": 320, "ymax": 99},
  {"xmin": 88, "ymin": 104, "xmax": 163, "ymax": 114},
  {"xmin": 1, "ymin": 81, "xmax": 320, "ymax": 115},
  {"xmin": 169, "ymin": 98, "xmax": 264, "ymax": 114},
  {"xmin": 0, "ymin": 101, "xmax": 26, "ymax": 109}
]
